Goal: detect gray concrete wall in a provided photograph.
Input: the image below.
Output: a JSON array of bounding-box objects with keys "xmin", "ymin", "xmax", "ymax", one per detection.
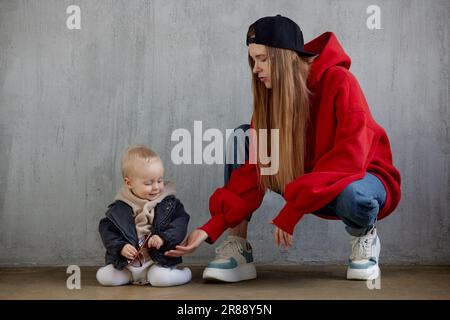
[{"xmin": 0, "ymin": 0, "xmax": 448, "ymax": 266}]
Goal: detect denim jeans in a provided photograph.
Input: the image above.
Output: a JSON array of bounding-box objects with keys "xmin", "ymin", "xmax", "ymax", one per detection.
[{"xmin": 224, "ymin": 124, "xmax": 386, "ymax": 237}]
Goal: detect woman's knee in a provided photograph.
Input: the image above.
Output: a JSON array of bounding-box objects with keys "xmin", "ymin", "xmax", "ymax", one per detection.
[
  {"xmin": 335, "ymin": 182, "xmax": 380, "ymax": 228},
  {"xmin": 224, "ymin": 123, "xmax": 251, "ymax": 183},
  {"xmin": 235, "ymin": 123, "xmax": 251, "ymax": 132},
  {"xmin": 226, "ymin": 124, "xmax": 250, "ymax": 144},
  {"xmin": 225, "ymin": 124, "xmax": 251, "ymax": 157}
]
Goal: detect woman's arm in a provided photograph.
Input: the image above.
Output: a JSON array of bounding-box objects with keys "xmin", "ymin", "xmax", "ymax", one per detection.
[
  {"xmin": 198, "ymin": 161, "xmax": 266, "ymax": 244},
  {"xmin": 273, "ymin": 71, "xmax": 380, "ymax": 235}
]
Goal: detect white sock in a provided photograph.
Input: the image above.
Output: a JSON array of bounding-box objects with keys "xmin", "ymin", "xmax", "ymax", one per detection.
[{"xmin": 147, "ymin": 264, "xmax": 192, "ymax": 287}]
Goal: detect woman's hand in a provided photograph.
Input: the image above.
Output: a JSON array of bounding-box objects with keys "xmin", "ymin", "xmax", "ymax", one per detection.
[
  {"xmin": 164, "ymin": 229, "xmax": 208, "ymax": 257},
  {"xmin": 274, "ymin": 226, "xmax": 293, "ymax": 251}
]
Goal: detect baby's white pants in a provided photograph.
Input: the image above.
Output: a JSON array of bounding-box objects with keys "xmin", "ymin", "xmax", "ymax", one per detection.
[{"xmin": 96, "ymin": 261, "xmax": 192, "ymax": 287}]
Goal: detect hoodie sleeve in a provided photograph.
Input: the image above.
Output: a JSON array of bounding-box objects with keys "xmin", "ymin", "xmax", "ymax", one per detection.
[
  {"xmin": 199, "ymin": 161, "xmax": 265, "ymax": 244},
  {"xmin": 272, "ymin": 72, "xmax": 380, "ymax": 235}
]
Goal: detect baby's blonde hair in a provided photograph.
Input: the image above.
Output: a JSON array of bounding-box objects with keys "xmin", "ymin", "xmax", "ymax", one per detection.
[{"xmin": 121, "ymin": 145, "xmax": 160, "ymax": 179}]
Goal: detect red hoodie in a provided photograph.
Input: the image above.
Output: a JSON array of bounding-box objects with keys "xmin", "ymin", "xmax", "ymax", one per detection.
[{"xmin": 199, "ymin": 32, "xmax": 402, "ymax": 243}]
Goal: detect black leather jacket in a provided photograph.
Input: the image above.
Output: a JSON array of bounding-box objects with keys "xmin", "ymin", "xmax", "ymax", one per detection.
[{"xmin": 98, "ymin": 195, "xmax": 190, "ymax": 269}]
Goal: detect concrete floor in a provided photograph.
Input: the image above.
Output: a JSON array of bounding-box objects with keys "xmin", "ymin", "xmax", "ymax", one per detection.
[{"xmin": 1, "ymin": 265, "xmax": 449, "ymax": 300}]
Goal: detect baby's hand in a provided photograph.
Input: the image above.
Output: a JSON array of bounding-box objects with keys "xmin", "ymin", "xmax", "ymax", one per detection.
[
  {"xmin": 148, "ymin": 235, "xmax": 164, "ymax": 250},
  {"xmin": 121, "ymin": 244, "xmax": 138, "ymax": 260}
]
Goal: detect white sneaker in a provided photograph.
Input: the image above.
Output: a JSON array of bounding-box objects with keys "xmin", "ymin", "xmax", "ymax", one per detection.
[
  {"xmin": 347, "ymin": 226, "xmax": 381, "ymax": 280},
  {"xmin": 202, "ymin": 235, "xmax": 257, "ymax": 282}
]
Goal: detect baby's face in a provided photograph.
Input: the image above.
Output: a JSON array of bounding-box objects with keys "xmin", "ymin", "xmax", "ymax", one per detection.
[{"xmin": 125, "ymin": 157, "xmax": 165, "ymax": 201}]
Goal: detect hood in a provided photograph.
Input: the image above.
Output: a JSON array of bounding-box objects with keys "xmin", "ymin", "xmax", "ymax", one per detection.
[{"xmin": 304, "ymin": 32, "xmax": 351, "ymax": 88}]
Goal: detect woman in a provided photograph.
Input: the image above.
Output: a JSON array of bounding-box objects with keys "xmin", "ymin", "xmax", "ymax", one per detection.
[{"xmin": 165, "ymin": 15, "xmax": 401, "ymax": 282}]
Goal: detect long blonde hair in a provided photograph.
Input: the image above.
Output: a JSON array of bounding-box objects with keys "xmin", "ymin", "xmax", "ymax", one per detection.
[{"xmin": 249, "ymin": 46, "xmax": 315, "ymax": 194}]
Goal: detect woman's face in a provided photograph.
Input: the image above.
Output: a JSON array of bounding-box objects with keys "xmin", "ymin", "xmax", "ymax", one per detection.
[{"xmin": 249, "ymin": 43, "xmax": 271, "ymax": 89}]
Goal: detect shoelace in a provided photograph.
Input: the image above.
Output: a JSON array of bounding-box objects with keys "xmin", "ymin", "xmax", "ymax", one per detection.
[
  {"xmin": 215, "ymin": 239, "xmax": 244, "ymax": 259},
  {"xmin": 351, "ymin": 236, "xmax": 373, "ymax": 260}
]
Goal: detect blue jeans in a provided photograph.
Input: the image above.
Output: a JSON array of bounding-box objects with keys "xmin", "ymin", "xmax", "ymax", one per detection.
[{"xmin": 224, "ymin": 124, "xmax": 387, "ymax": 237}]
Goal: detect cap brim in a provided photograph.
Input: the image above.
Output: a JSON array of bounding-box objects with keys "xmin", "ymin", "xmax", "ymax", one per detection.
[{"xmin": 296, "ymin": 50, "xmax": 318, "ymax": 57}]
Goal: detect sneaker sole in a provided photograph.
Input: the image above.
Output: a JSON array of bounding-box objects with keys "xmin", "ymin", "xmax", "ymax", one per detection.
[
  {"xmin": 202, "ymin": 262, "xmax": 257, "ymax": 282},
  {"xmin": 347, "ymin": 265, "xmax": 380, "ymax": 280}
]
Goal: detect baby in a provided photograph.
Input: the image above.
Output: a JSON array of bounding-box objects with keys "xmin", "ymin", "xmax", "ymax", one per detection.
[{"xmin": 96, "ymin": 145, "xmax": 192, "ymax": 286}]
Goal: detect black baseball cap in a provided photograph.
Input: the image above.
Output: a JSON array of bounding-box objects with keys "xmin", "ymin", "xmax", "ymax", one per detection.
[{"xmin": 246, "ymin": 15, "xmax": 317, "ymax": 57}]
